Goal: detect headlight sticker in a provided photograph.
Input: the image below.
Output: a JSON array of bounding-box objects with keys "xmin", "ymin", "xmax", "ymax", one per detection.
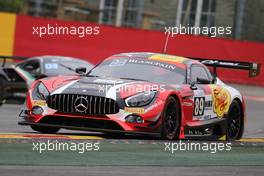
[
  {"xmin": 32, "ymin": 100, "xmax": 47, "ymax": 107},
  {"xmin": 124, "ymin": 107, "xmax": 145, "ymax": 114}
]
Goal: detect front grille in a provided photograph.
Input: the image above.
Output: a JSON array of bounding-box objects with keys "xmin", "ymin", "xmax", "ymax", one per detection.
[{"xmin": 47, "ymin": 94, "xmax": 119, "ymax": 115}]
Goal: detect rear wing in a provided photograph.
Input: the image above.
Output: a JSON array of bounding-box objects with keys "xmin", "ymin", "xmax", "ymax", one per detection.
[
  {"xmin": 0, "ymin": 55, "xmax": 28, "ymax": 67},
  {"xmin": 191, "ymin": 58, "xmax": 261, "ymax": 77}
]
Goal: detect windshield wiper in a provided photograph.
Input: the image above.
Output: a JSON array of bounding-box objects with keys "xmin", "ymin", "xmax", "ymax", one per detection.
[
  {"xmin": 86, "ymin": 75, "xmax": 100, "ymax": 78},
  {"xmin": 58, "ymin": 63, "xmax": 75, "ymax": 72}
]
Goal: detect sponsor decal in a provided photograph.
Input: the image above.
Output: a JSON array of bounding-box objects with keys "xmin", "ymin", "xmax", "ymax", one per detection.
[
  {"xmin": 211, "ymin": 86, "xmax": 231, "ymax": 118},
  {"xmin": 107, "ymin": 57, "xmax": 184, "ymax": 73},
  {"xmin": 45, "ymin": 63, "xmax": 58, "ymax": 69},
  {"xmin": 127, "ymin": 58, "xmax": 176, "ymax": 71},
  {"xmin": 109, "ymin": 59, "xmax": 128, "ymax": 66},
  {"xmin": 124, "ymin": 107, "xmax": 145, "ymax": 114},
  {"xmin": 203, "ymin": 115, "xmax": 212, "ymax": 120},
  {"xmin": 149, "ymin": 54, "xmax": 186, "ymax": 63},
  {"xmin": 201, "ymin": 60, "xmax": 239, "ymax": 67},
  {"xmin": 204, "ymin": 100, "xmax": 213, "ymax": 110},
  {"xmin": 32, "ymin": 100, "xmax": 47, "ymax": 106},
  {"xmin": 182, "ymin": 101, "xmax": 192, "ymax": 107}
]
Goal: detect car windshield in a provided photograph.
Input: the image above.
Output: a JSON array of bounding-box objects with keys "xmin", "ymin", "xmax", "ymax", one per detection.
[{"xmin": 88, "ymin": 58, "xmax": 186, "ymax": 84}]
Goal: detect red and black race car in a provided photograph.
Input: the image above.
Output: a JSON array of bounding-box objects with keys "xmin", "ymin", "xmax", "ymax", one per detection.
[{"xmin": 18, "ymin": 52, "xmax": 260, "ymax": 140}]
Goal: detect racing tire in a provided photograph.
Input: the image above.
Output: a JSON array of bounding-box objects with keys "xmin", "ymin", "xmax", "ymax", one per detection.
[
  {"xmin": 226, "ymin": 100, "xmax": 244, "ymax": 140},
  {"xmin": 30, "ymin": 125, "xmax": 60, "ymax": 134},
  {"xmin": 161, "ymin": 96, "xmax": 181, "ymax": 140}
]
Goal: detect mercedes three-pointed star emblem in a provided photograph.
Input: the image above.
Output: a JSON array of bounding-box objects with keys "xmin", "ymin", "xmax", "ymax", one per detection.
[{"xmin": 74, "ymin": 96, "xmax": 89, "ymax": 113}]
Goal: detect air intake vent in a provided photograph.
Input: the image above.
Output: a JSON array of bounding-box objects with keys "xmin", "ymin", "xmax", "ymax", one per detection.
[{"xmin": 47, "ymin": 94, "xmax": 119, "ymax": 115}]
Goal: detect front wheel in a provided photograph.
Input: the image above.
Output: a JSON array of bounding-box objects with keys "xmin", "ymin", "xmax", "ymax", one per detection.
[
  {"xmin": 226, "ymin": 100, "xmax": 244, "ymax": 140},
  {"xmin": 161, "ymin": 96, "xmax": 181, "ymax": 140},
  {"xmin": 31, "ymin": 125, "xmax": 60, "ymax": 134}
]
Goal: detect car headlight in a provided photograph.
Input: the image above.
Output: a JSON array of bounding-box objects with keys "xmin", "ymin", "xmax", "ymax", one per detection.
[
  {"xmin": 32, "ymin": 82, "xmax": 50, "ymax": 100},
  {"xmin": 125, "ymin": 91, "xmax": 156, "ymax": 107}
]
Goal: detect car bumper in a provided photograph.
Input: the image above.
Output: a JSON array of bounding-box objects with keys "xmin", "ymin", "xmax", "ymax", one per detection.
[{"xmin": 18, "ymin": 109, "xmax": 161, "ymax": 136}]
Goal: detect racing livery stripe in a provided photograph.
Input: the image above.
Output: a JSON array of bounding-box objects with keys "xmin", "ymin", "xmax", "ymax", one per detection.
[{"xmin": 51, "ymin": 80, "xmax": 78, "ymax": 95}]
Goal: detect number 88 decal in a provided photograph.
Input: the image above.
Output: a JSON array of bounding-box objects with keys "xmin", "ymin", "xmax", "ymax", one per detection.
[{"xmin": 194, "ymin": 97, "xmax": 205, "ymax": 116}]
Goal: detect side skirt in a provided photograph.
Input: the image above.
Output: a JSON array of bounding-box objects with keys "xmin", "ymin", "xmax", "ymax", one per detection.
[{"xmin": 184, "ymin": 118, "xmax": 227, "ymax": 140}]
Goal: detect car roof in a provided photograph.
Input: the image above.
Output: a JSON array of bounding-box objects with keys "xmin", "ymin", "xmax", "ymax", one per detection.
[{"xmin": 108, "ymin": 52, "xmax": 201, "ymax": 68}]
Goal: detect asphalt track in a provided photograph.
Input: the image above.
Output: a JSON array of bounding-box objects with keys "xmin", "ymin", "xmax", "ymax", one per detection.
[
  {"xmin": 0, "ymin": 166, "xmax": 264, "ymax": 176},
  {"xmin": 0, "ymin": 84, "xmax": 264, "ymax": 175}
]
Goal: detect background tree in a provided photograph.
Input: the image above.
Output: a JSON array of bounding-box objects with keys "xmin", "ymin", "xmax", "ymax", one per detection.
[{"xmin": 0, "ymin": 0, "xmax": 24, "ymax": 13}]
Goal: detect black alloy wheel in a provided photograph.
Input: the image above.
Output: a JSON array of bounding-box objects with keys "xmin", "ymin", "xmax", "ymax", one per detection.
[
  {"xmin": 226, "ymin": 100, "xmax": 244, "ymax": 140},
  {"xmin": 161, "ymin": 96, "xmax": 181, "ymax": 140}
]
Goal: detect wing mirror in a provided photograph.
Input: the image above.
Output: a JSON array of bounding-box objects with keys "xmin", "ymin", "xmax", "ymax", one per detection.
[
  {"xmin": 190, "ymin": 81, "xmax": 198, "ymax": 90},
  {"xmin": 35, "ymin": 74, "xmax": 47, "ymax": 79},
  {"xmin": 190, "ymin": 77, "xmax": 212, "ymax": 90},
  {"xmin": 211, "ymin": 74, "xmax": 217, "ymax": 84},
  {"xmin": 75, "ymin": 67, "xmax": 87, "ymax": 75},
  {"xmin": 197, "ymin": 77, "xmax": 211, "ymax": 84}
]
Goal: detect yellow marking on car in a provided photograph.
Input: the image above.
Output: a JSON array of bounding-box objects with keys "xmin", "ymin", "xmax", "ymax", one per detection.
[
  {"xmin": 218, "ymin": 135, "xmax": 226, "ymax": 141},
  {"xmin": 68, "ymin": 136, "xmax": 104, "ymax": 140},
  {"xmin": 149, "ymin": 54, "xmax": 186, "ymax": 63},
  {"xmin": 124, "ymin": 107, "xmax": 145, "ymax": 114},
  {"xmin": 210, "ymin": 85, "xmax": 231, "ymax": 118},
  {"xmin": 32, "ymin": 100, "xmax": 47, "ymax": 106}
]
